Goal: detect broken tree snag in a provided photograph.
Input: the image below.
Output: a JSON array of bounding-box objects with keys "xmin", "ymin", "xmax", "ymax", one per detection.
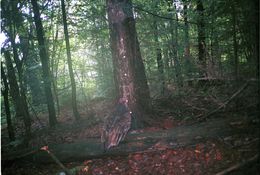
[{"xmin": 106, "ymin": 0, "xmax": 150, "ymax": 127}]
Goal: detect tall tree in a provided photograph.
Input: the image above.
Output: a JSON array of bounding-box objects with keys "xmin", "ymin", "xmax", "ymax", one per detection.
[
  {"xmin": 26, "ymin": 5, "xmax": 45, "ymax": 106},
  {"xmin": 254, "ymin": 0, "xmax": 260, "ymax": 161},
  {"xmin": 50, "ymin": 9, "xmax": 61, "ymax": 115},
  {"xmin": 4, "ymin": 50, "xmax": 31, "ymax": 140},
  {"xmin": 153, "ymin": 1, "xmax": 165, "ymax": 95},
  {"xmin": 167, "ymin": 0, "xmax": 182, "ymax": 85},
  {"xmin": 61, "ymin": 0, "xmax": 80, "ymax": 120},
  {"xmin": 1, "ymin": 0, "xmax": 32, "ymax": 139},
  {"xmin": 232, "ymin": 4, "xmax": 239, "ymax": 80},
  {"xmin": 31, "ymin": 0, "xmax": 57, "ymax": 127},
  {"xmin": 1, "ymin": 63, "xmax": 15, "ymax": 141},
  {"xmin": 173, "ymin": 1, "xmax": 182, "ymax": 86},
  {"xmin": 183, "ymin": 0, "xmax": 190, "ymax": 58},
  {"xmin": 106, "ymin": 0, "xmax": 150, "ymax": 126},
  {"xmin": 197, "ymin": 0, "xmax": 206, "ymax": 76}
]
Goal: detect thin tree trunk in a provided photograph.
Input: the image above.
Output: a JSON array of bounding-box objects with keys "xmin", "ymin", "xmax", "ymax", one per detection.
[
  {"xmin": 173, "ymin": 1, "xmax": 182, "ymax": 86},
  {"xmin": 51, "ymin": 11, "xmax": 61, "ymax": 115},
  {"xmin": 107, "ymin": 0, "xmax": 150, "ymax": 127},
  {"xmin": 6, "ymin": 5, "xmax": 31, "ymax": 123},
  {"xmin": 183, "ymin": 1, "xmax": 190, "ymax": 58},
  {"xmin": 27, "ymin": 22, "xmax": 45, "ymax": 105},
  {"xmin": 163, "ymin": 47, "xmax": 170, "ymax": 83},
  {"xmin": 197, "ymin": 0, "xmax": 206, "ymax": 76},
  {"xmin": 51, "ymin": 59, "xmax": 61, "ymax": 115},
  {"xmin": 232, "ymin": 6, "xmax": 239, "ymax": 80},
  {"xmin": 7, "ymin": 27, "xmax": 31, "ymax": 141},
  {"xmin": 61, "ymin": 0, "xmax": 80, "ymax": 120},
  {"xmin": 1, "ymin": 63, "xmax": 15, "ymax": 141},
  {"xmin": 166, "ymin": 0, "xmax": 174, "ymax": 82},
  {"xmin": 174, "ymin": 2, "xmax": 179, "ymax": 61},
  {"xmin": 254, "ymin": 0, "xmax": 260, "ymax": 164},
  {"xmin": 4, "ymin": 50, "xmax": 31, "ymax": 140},
  {"xmin": 167, "ymin": 0, "xmax": 182, "ymax": 86},
  {"xmin": 3, "ymin": 51, "xmax": 20, "ymax": 119},
  {"xmin": 31, "ymin": 0, "xmax": 57, "ymax": 127},
  {"xmin": 153, "ymin": 17, "xmax": 165, "ymax": 95}
]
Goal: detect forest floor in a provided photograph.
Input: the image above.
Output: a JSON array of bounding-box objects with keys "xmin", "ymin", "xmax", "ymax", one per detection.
[{"xmin": 1, "ymin": 81, "xmax": 260, "ymax": 175}]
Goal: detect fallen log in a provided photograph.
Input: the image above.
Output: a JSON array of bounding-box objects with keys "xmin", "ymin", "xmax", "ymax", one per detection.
[{"xmin": 2, "ymin": 117, "xmax": 257, "ymax": 164}]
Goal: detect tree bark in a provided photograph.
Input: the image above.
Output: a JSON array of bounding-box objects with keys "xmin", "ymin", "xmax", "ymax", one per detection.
[
  {"xmin": 31, "ymin": 0, "xmax": 57, "ymax": 127},
  {"xmin": 61, "ymin": 0, "xmax": 80, "ymax": 120},
  {"xmin": 106, "ymin": 0, "xmax": 150, "ymax": 126},
  {"xmin": 197, "ymin": 0, "xmax": 206, "ymax": 76},
  {"xmin": 1, "ymin": 63, "xmax": 15, "ymax": 141}
]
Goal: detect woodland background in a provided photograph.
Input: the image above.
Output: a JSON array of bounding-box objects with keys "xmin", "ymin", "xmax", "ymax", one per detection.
[{"xmin": 1, "ymin": 0, "xmax": 259, "ymax": 174}]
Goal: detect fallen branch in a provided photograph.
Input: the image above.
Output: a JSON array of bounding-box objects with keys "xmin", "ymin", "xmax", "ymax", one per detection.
[
  {"xmin": 200, "ymin": 81, "xmax": 249, "ymax": 120},
  {"xmin": 40, "ymin": 146, "xmax": 72, "ymax": 175},
  {"xmin": 215, "ymin": 154, "xmax": 258, "ymax": 175}
]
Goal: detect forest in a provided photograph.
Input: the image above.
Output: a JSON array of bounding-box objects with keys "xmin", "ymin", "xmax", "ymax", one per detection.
[{"xmin": 1, "ymin": 0, "xmax": 259, "ymax": 174}]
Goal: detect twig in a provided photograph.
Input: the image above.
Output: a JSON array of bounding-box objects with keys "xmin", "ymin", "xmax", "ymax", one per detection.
[
  {"xmin": 15, "ymin": 149, "xmax": 40, "ymax": 159},
  {"xmin": 215, "ymin": 154, "xmax": 258, "ymax": 175},
  {"xmin": 201, "ymin": 82, "xmax": 249, "ymax": 120},
  {"xmin": 41, "ymin": 146, "xmax": 72, "ymax": 175},
  {"xmin": 183, "ymin": 100, "xmax": 207, "ymax": 111}
]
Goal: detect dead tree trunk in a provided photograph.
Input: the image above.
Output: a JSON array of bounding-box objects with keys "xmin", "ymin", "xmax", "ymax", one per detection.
[
  {"xmin": 107, "ymin": 0, "xmax": 150, "ymax": 127},
  {"xmin": 61, "ymin": 0, "xmax": 80, "ymax": 120},
  {"xmin": 31, "ymin": 0, "xmax": 57, "ymax": 127}
]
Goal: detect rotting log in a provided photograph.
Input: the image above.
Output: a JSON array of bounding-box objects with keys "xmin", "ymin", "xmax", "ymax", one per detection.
[{"xmin": 2, "ymin": 117, "xmax": 258, "ymax": 164}]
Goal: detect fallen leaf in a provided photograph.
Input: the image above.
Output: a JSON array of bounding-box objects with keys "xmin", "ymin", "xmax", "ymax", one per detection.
[{"xmin": 215, "ymin": 149, "xmax": 222, "ymax": 160}]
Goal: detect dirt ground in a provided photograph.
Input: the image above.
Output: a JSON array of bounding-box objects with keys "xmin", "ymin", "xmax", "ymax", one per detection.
[{"xmin": 1, "ymin": 83, "xmax": 259, "ymax": 175}]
